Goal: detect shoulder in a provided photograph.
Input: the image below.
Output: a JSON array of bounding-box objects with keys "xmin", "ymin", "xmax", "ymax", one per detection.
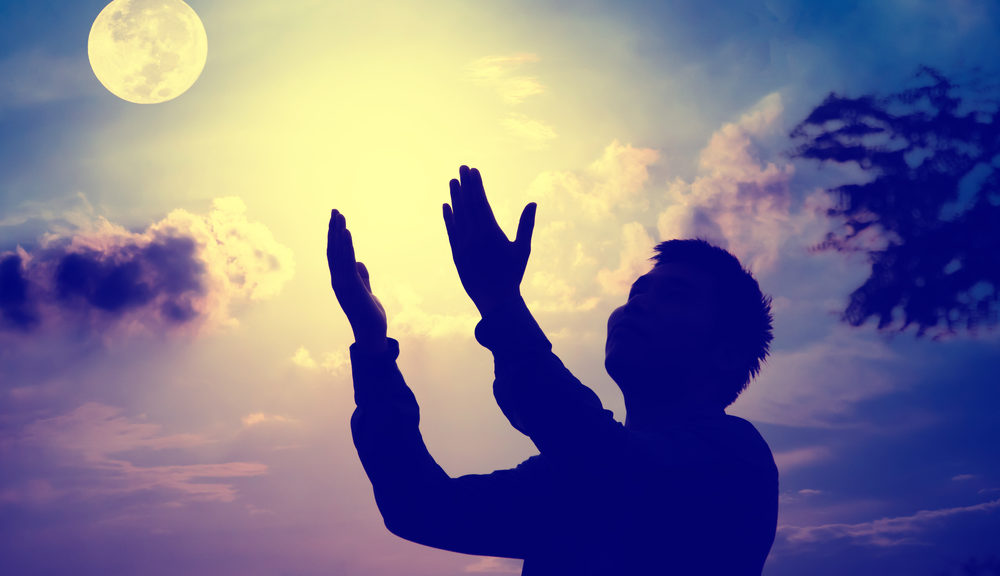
[
  {"xmin": 625, "ymin": 415, "xmax": 775, "ymax": 473},
  {"xmin": 719, "ymin": 415, "xmax": 778, "ymax": 478}
]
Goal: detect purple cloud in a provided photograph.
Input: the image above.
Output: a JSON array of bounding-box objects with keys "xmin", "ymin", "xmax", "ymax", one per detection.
[
  {"xmin": 7, "ymin": 402, "xmax": 267, "ymax": 506},
  {"xmin": 0, "ymin": 197, "xmax": 293, "ymax": 339}
]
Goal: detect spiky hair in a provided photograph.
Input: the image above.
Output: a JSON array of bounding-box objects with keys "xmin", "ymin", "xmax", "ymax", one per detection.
[{"xmin": 652, "ymin": 239, "xmax": 774, "ymax": 407}]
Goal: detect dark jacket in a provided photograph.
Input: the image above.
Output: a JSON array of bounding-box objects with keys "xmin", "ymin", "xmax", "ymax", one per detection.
[{"xmin": 350, "ymin": 297, "xmax": 778, "ymax": 575}]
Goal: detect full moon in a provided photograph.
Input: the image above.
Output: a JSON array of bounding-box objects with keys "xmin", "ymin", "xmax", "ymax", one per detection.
[{"xmin": 88, "ymin": 0, "xmax": 207, "ymax": 104}]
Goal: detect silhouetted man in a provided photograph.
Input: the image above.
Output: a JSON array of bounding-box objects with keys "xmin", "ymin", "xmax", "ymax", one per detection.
[{"xmin": 328, "ymin": 166, "xmax": 778, "ymax": 575}]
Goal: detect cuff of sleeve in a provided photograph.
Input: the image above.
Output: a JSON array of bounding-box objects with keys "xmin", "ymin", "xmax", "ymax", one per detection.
[
  {"xmin": 349, "ymin": 338, "xmax": 404, "ymax": 408},
  {"xmin": 474, "ymin": 296, "xmax": 551, "ymax": 355},
  {"xmin": 349, "ymin": 338, "xmax": 400, "ymax": 364}
]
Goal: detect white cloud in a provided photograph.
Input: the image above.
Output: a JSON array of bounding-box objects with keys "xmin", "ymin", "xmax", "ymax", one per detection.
[
  {"xmin": 320, "ymin": 350, "xmax": 349, "ymax": 375},
  {"xmin": 241, "ymin": 413, "xmax": 296, "ymax": 428},
  {"xmin": 291, "ymin": 346, "xmax": 317, "ymax": 369},
  {"xmin": 290, "ymin": 346, "xmax": 349, "ymax": 377},
  {"xmin": 467, "ymin": 54, "xmax": 544, "ymax": 104},
  {"xmin": 779, "ymin": 498, "xmax": 1000, "ymax": 547},
  {"xmin": 501, "ymin": 113, "xmax": 557, "ymax": 150},
  {"xmin": 773, "ymin": 446, "xmax": 833, "ymax": 472},
  {"xmin": 596, "ymin": 222, "xmax": 655, "ymax": 297},
  {"xmin": 389, "ymin": 285, "xmax": 480, "ymax": 339},
  {"xmin": 167, "ymin": 196, "xmax": 295, "ymax": 305},
  {"xmin": 467, "ymin": 53, "xmax": 557, "ymax": 151},
  {"xmin": 531, "ymin": 140, "xmax": 660, "ymax": 220},
  {"xmin": 527, "ymin": 270, "xmax": 600, "ymax": 313},
  {"xmin": 521, "ymin": 140, "xmax": 661, "ymax": 315}
]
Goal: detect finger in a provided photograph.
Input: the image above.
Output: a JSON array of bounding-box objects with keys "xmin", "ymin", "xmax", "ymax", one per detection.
[
  {"xmin": 328, "ymin": 210, "xmax": 347, "ymax": 279},
  {"xmin": 458, "ymin": 165, "xmax": 476, "ymax": 220},
  {"xmin": 449, "ymin": 177, "xmax": 467, "ymax": 235},
  {"xmin": 515, "ymin": 202, "xmax": 537, "ymax": 257},
  {"xmin": 442, "ymin": 203, "xmax": 457, "ymax": 249},
  {"xmin": 326, "ymin": 208, "xmax": 338, "ymax": 272},
  {"xmin": 467, "ymin": 167, "xmax": 497, "ymax": 225},
  {"xmin": 357, "ymin": 261, "xmax": 372, "ymax": 293},
  {"xmin": 341, "ymin": 227, "xmax": 358, "ymax": 271},
  {"xmin": 333, "ymin": 214, "xmax": 356, "ymax": 278}
]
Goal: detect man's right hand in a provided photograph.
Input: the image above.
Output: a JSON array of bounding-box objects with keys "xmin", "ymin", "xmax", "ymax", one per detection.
[{"xmin": 442, "ymin": 166, "xmax": 537, "ymax": 316}]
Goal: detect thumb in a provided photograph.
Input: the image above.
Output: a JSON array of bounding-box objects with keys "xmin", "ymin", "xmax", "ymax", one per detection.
[{"xmin": 514, "ymin": 202, "xmax": 537, "ymax": 257}]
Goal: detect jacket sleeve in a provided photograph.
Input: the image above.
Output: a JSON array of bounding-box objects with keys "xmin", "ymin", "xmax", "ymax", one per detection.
[
  {"xmin": 349, "ymin": 338, "xmax": 543, "ymax": 559},
  {"xmin": 474, "ymin": 297, "xmax": 625, "ymax": 465}
]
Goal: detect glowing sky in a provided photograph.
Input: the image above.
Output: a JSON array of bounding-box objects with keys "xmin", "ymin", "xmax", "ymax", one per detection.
[{"xmin": 2, "ymin": 1, "xmax": 999, "ymax": 575}]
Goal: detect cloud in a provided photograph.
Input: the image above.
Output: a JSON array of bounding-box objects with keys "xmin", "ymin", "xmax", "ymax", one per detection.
[
  {"xmin": 527, "ymin": 271, "xmax": 600, "ymax": 313},
  {"xmin": 596, "ymin": 222, "xmax": 655, "ymax": 297},
  {"xmin": 501, "ymin": 113, "xmax": 557, "ymax": 150},
  {"xmin": 0, "ymin": 196, "xmax": 293, "ymax": 339},
  {"xmin": 291, "ymin": 346, "xmax": 318, "ymax": 369},
  {"xmin": 11, "ymin": 403, "xmax": 266, "ymax": 505},
  {"xmin": 773, "ymin": 446, "xmax": 833, "ymax": 472},
  {"xmin": 779, "ymin": 498, "xmax": 1000, "ymax": 547},
  {"xmin": 655, "ymin": 93, "xmax": 831, "ymax": 274},
  {"xmin": 389, "ymin": 284, "xmax": 480, "ymax": 339},
  {"xmin": 517, "ymin": 96, "xmax": 910, "ymax": 429},
  {"xmin": 733, "ymin": 325, "xmax": 900, "ymax": 427},
  {"xmin": 464, "ymin": 556, "xmax": 523, "ymax": 574},
  {"xmin": 468, "ymin": 53, "xmax": 557, "ymax": 150},
  {"xmin": 532, "ymin": 140, "xmax": 660, "ymax": 220},
  {"xmin": 291, "ymin": 346, "xmax": 349, "ymax": 377},
  {"xmin": 467, "ymin": 54, "xmax": 544, "ymax": 104},
  {"xmin": 241, "ymin": 413, "xmax": 296, "ymax": 428},
  {"xmin": 952, "ymin": 474, "xmax": 979, "ymax": 482},
  {"xmin": 523, "ymin": 140, "xmax": 660, "ymax": 311}
]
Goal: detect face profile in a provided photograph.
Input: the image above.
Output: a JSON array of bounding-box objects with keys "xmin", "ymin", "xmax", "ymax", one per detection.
[{"xmin": 606, "ymin": 261, "xmax": 718, "ymax": 386}]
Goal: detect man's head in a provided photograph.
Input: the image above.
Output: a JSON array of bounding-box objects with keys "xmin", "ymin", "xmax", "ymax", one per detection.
[{"xmin": 605, "ymin": 239, "xmax": 773, "ymax": 410}]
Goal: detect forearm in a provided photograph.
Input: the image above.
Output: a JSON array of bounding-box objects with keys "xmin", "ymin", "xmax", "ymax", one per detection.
[
  {"xmin": 475, "ymin": 297, "xmax": 622, "ymax": 460},
  {"xmin": 349, "ymin": 339, "xmax": 449, "ymax": 526},
  {"xmin": 350, "ymin": 339, "xmax": 532, "ymax": 556}
]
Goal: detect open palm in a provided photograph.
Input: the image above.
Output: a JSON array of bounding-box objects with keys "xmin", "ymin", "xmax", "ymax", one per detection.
[
  {"xmin": 327, "ymin": 209, "xmax": 387, "ymax": 351},
  {"xmin": 443, "ymin": 166, "xmax": 536, "ymax": 316}
]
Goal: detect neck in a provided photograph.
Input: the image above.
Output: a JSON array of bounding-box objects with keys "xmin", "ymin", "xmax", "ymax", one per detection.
[
  {"xmin": 618, "ymin": 370, "xmax": 725, "ymax": 432},
  {"xmin": 624, "ymin": 396, "xmax": 723, "ymax": 432}
]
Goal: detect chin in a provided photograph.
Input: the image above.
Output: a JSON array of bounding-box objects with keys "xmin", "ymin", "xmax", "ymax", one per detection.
[{"xmin": 605, "ymin": 341, "xmax": 661, "ymax": 388}]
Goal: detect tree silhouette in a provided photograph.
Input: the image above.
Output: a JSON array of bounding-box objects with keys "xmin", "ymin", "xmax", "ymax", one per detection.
[{"xmin": 792, "ymin": 67, "xmax": 1000, "ymax": 337}]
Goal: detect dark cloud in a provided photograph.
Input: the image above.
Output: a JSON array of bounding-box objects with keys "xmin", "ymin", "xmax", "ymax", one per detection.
[
  {"xmin": 0, "ymin": 197, "xmax": 293, "ymax": 338},
  {"xmin": 2, "ymin": 235, "xmax": 204, "ymax": 334},
  {"xmin": 53, "ymin": 237, "xmax": 202, "ymax": 320},
  {"xmin": 0, "ymin": 254, "xmax": 37, "ymax": 330}
]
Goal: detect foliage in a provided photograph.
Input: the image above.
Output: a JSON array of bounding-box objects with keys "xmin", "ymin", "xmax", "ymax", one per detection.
[{"xmin": 792, "ymin": 67, "xmax": 1000, "ymax": 337}]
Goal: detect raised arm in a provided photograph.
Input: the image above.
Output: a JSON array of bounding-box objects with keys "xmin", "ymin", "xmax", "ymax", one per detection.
[
  {"xmin": 443, "ymin": 168, "xmax": 624, "ymax": 464},
  {"xmin": 328, "ymin": 209, "xmax": 541, "ymax": 558}
]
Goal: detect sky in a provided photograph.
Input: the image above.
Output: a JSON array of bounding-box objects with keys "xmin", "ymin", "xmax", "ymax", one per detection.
[{"xmin": 1, "ymin": 0, "xmax": 999, "ymax": 574}]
